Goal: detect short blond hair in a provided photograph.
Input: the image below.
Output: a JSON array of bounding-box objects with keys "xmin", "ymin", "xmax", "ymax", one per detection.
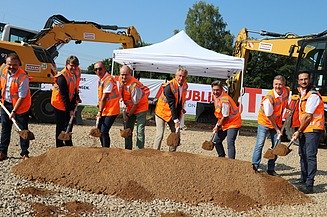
[{"xmin": 176, "ymin": 66, "xmax": 188, "ymax": 76}]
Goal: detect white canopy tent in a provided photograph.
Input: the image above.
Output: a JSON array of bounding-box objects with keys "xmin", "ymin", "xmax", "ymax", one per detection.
[{"xmin": 112, "ymin": 30, "xmax": 244, "ymax": 79}]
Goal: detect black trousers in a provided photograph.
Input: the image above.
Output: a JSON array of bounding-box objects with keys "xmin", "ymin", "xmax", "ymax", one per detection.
[{"xmin": 54, "ymin": 108, "xmax": 74, "ymax": 147}]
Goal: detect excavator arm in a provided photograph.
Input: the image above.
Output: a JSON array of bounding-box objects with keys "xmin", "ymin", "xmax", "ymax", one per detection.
[
  {"xmin": 28, "ymin": 15, "xmax": 141, "ymax": 59},
  {"xmin": 228, "ymin": 28, "xmax": 315, "ymax": 103}
]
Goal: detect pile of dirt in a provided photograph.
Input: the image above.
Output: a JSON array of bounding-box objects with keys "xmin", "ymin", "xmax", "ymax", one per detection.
[{"xmin": 12, "ymin": 147, "xmax": 311, "ymax": 212}]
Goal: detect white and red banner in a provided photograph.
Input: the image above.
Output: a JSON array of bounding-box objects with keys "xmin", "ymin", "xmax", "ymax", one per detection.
[{"xmin": 42, "ymin": 75, "xmax": 269, "ymax": 121}]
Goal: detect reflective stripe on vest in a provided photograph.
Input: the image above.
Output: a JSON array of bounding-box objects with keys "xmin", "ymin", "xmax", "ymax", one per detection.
[
  {"xmin": 120, "ymin": 77, "xmax": 148, "ymax": 114},
  {"xmin": 0, "ymin": 66, "xmax": 31, "ymax": 114},
  {"xmin": 51, "ymin": 68, "xmax": 76, "ymax": 111},
  {"xmin": 98, "ymin": 73, "xmax": 120, "ymax": 116},
  {"xmin": 214, "ymin": 92, "xmax": 241, "ymax": 130},
  {"xmin": 299, "ymin": 90, "xmax": 325, "ymax": 132},
  {"xmin": 155, "ymin": 79, "xmax": 188, "ymax": 122},
  {"xmin": 257, "ymin": 87, "xmax": 289, "ymax": 128}
]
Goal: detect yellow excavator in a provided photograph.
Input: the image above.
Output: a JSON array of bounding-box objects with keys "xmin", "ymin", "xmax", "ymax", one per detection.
[
  {"xmin": 0, "ymin": 14, "xmax": 141, "ymax": 122},
  {"xmin": 228, "ymin": 28, "xmax": 327, "ymax": 142}
]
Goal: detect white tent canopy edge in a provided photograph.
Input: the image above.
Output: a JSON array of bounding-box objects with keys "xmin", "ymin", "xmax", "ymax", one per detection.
[{"xmin": 112, "ymin": 30, "xmax": 244, "ymax": 79}]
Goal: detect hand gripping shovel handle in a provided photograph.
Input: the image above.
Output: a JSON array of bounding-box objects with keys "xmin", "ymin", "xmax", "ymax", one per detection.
[
  {"xmin": 0, "ymin": 101, "xmax": 22, "ymax": 131},
  {"xmin": 66, "ymin": 104, "xmax": 78, "ymax": 133}
]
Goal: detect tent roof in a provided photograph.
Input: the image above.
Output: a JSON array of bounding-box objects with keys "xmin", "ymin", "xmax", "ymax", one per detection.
[{"xmin": 112, "ymin": 30, "xmax": 244, "ymax": 79}]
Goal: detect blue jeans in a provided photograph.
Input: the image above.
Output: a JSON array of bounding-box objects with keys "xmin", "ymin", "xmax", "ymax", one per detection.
[
  {"xmin": 125, "ymin": 111, "xmax": 146, "ymax": 150},
  {"xmin": 299, "ymin": 132, "xmax": 322, "ymax": 188},
  {"xmin": 0, "ymin": 101, "xmax": 29, "ymax": 156},
  {"xmin": 213, "ymin": 128, "xmax": 239, "ymax": 159},
  {"xmin": 252, "ymin": 124, "xmax": 278, "ymax": 171},
  {"xmin": 99, "ymin": 115, "xmax": 117, "ymax": 148}
]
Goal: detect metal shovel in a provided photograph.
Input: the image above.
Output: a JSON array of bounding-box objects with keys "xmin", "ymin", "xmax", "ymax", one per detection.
[
  {"xmin": 167, "ymin": 127, "xmax": 180, "ymax": 147},
  {"xmin": 58, "ymin": 105, "xmax": 78, "ymax": 141},
  {"xmin": 263, "ymin": 110, "xmax": 293, "ymax": 159},
  {"xmin": 89, "ymin": 116, "xmax": 102, "ymax": 137},
  {"xmin": 202, "ymin": 131, "xmax": 217, "ymax": 150},
  {"xmin": 0, "ymin": 101, "xmax": 35, "ymax": 140},
  {"xmin": 120, "ymin": 108, "xmax": 131, "ymax": 138},
  {"xmin": 273, "ymin": 139, "xmax": 294, "ymax": 156}
]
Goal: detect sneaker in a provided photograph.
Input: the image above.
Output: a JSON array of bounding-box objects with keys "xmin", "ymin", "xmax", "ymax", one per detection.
[
  {"xmin": 267, "ymin": 170, "xmax": 279, "ymax": 176},
  {"xmin": 0, "ymin": 152, "xmax": 7, "ymax": 161},
  {"xmin": 298, "ymin": 186, "xmax": 314, "ymax": 194},
  {"xmin": 252, "ymin": 164, "xmax": 258, "ymax": 172},
  {"xmin": 21, "ymin": 154, "xmax": 29, "ymax": 160}
]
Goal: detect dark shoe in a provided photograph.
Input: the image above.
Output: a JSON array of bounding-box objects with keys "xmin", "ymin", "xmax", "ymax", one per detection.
[
  {"xmin": 293, "ymin": 179, "xmax": 305, "ymax": 185},
  {"xmin": 0, "ymin": 152, "xmax": 7, "ymax": 161},
  {"xmin": 252, "ymin": 164, "xmax": 258, "ymax": 172},
  {"xmin": 267, "ymin": 170, "xmax": 278, "ymax": 176},
  {"xmin": 298, "ymin": 186, "xmax": 314, "ymax": 194},
  {"xmin": 21, "ymin": 154, "xmax": 29, "ymax": 160}
]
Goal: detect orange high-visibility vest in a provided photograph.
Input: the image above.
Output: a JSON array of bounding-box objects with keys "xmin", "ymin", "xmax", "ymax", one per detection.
[
  {"xmin": 155, "ymin": 78, "xmax": 188, "ymax": 122},
  {"xmin": 51, "ymin": 68, "xmax": 76, "ymax": 111},
  {"xmin": 299, "ymin": 90, "xmax": 325, "ymax": 133},
  {"xmin": 98, "ymin": 73, "xmax": 120, "ymax": 116},
  {"xmin": 214, "ymin": 91, "xmax": 242, "ymax": 130},
  {"xmin": 258, "ymin": 87, "xmax": 289, "ymax": 128},
  {"xmin": 120, "ymin": 77, "xmax": 148, "ymax": 114},
  {"xmin": 0, "ymin": 66, "xmax": 31, "ymax": 114}
]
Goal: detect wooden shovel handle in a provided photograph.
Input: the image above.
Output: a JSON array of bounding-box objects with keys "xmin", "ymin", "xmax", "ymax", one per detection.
[{"xmin": 0, "ymin": 101, "xmax": 22, "ymax": 131}]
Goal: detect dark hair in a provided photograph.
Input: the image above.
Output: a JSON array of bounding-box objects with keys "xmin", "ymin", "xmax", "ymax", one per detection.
[
  {"xmin": 6, "ymin": 53, "xmax": 22, "ymax": 66},
  {"xmin": 298, "ymin": 70, "xmax": 311, "ymax": 79},
  {"xmin": 66, "ymin": 55, "xmax": 79, "ymax": 66}
]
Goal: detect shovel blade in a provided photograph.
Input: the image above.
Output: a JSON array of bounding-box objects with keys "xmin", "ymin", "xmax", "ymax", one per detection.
[
  {"xmin": 58, "ymin": 131, "xmax": 72, "ymax": 141},
  {"xmin": 263, "ymin": 148, "xmax": 276, "ymax": 159},
  {"xmin": 18, "ymin": 130, "xmax": 35, "ymax": 140},
  {"xmin": 167, "ymin": 132, "xmax": 180, "ymax": 147},
  {"xmin": 273, "ymin": 144, "xmax": 292, "ymax": 156},
  {"xmin": 89, "ymin": 128, "xmax": 102, "ymax": 137},
  {"xmin": 202, "ymin": 140, "xmax": 214, "ymax": 150}
]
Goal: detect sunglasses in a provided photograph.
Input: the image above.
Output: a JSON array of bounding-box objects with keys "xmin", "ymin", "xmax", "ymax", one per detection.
[{"xmin": 94, "ymin": 67, "xmax": 102, "ymax": 71}]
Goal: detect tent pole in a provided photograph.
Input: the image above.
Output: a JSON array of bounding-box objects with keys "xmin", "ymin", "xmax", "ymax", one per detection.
[{"xmin": 111, "ymin": 58, "xmax": 115, "ymax": 75}]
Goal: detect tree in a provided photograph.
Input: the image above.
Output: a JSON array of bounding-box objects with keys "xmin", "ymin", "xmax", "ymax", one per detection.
[
  {"xmin": 85, "ymin": 58, "xmax": 113, "ymax": 74},
  {"xmin": 185, "ymin": 1, "xmax": 234, "ymax": 55}
]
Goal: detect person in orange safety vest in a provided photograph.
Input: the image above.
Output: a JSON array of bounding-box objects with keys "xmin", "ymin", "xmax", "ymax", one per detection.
[
  {"xmin": 252, "ymin": 75, "xmax": 290, "ymax": 176},
  {"xmin": 94, "ymin": 61, "xmax": 120, "ymax": 148},
  {"xmin": 211, "ymin": 80, "xmax": 241, "ymax": 159},
  {"xmin": 0, "ymin": 53, "xmax": 31, "ymax": 161},
  {"xmin": 51, "ymin": 55, "xmax": 79, "ymax": 147},
  {"xmin": 153, "ymin": 66, "xmax": 188, "ymax": 152},
  {"xmin": 119, "ymin": 65, "xmax": 149, "ymax": 150},
  {"xmin": 291, "ymin": 71, "xmax": 324, "ymax": 194}
]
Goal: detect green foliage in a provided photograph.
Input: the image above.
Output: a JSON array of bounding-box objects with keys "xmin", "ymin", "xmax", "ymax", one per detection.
[
  {"xmin": 244, "ymin": 52, "xmax": 296, "ymax": 88},
  {"xmin": 185, "ymin": 1, "xmax": 234, "ymax": 55}
]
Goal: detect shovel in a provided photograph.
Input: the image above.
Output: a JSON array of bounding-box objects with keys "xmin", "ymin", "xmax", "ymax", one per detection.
[
  {"xmin": 263, "ymin": 110, "xmax": 293, "ymax": 159},
  {"xmin": 120, "ymin": 108, "xmax": 131, "ymax": 138},
  {"xmin": 0, "ymin": 101, "xmax": 35, "ymax": 140},
  {"xmin": 202, "ymin": 131, "xmax": 216, "ymax": 151},
  {"xmin": 273, "ymin": 139, "xmax": 294, "ymax": 156},
  {"xmin": 89, "ymin": 116, "xmax": 102, "ymax": 137},
  {"xmin": 263, "ymin": 135, "xmax": 281, "ymax": 159},
  {"xmin": 167, "ymin": 127, "xmax": 180, "ymax": 147},
  {"xmin": 58, "ymin": 105, "xmax": 78, "ymax": 141}
]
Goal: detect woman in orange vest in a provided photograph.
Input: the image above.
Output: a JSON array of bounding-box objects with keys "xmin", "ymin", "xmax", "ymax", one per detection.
[
  {"xmin": 252, "ymin": 75, "xmax": 290, "ymax": 175},
  {"xmin": 291, "ymin": 71, "xmax": 324, "ymax": 194},
  {"xmin": 0, "ymin": 53, "xmax": 31, "ymax": 160},
  {"xmin": 154, "ymin": 66, "xmax": 188, "ymax": 152},
  {"xmin": 119, "ymin": 65, "xmax": 149, "ymax": 150},
  {"xmin": 51, "ymin": 55, "xmax": 79, "ymax": 147},
  {"xmin": 211, "ymin": 80, "xmax": 241, "ymax": 159},
  {"xmin": 94, "ymin": 61, "xmax": 120, "ymax": 147}
]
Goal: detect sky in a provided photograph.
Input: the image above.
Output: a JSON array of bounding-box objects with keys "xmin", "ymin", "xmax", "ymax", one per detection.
[{"xmin": 1, "ymin": 0, "xmax": 326, "ymax": 69}]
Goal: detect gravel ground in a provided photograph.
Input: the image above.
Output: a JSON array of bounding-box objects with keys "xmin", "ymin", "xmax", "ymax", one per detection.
[{"xmin": 1, "ymin": 121, "xmax": 327, "ymax": 216}]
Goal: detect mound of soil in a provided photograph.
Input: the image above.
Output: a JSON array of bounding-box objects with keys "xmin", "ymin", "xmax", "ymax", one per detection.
[{"xmin": 12, "ymin": 147, "xmax": 311, "ymax": 212}]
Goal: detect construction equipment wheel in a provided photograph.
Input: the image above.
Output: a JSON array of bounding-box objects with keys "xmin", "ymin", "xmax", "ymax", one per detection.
[{"xmin": 31, "ymin": 90, "xmax": 55, "ymax": 123}]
